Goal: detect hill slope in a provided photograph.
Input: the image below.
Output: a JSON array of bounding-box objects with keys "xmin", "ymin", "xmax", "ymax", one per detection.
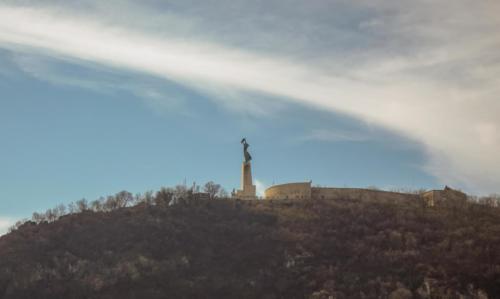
[{"xmin": 1, "ymin": 197, "xmax": 499, "ymax": 299}]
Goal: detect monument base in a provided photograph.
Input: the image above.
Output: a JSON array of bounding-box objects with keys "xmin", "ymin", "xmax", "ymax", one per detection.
[
  {"xmin": 235, "ymin": 185, "xmax": 257, "ymax": 200},
  {"xmin": 233, "ymin": 161, "xmax": 257, "ymax": 200}
]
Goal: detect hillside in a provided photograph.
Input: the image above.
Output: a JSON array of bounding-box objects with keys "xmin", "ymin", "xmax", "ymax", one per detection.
[{"xmin": 1, "ymin": 196, "xmax": 499, "ymax": 299}]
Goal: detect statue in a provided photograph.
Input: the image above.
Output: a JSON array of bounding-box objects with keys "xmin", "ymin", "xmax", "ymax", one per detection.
[
  {"xmin": 241, "ymin": 138, "xmax": 252, "ymax": 163},
  {"xmin": 235, "ymin": 138, "xmax": 256, "ymax": 199}
]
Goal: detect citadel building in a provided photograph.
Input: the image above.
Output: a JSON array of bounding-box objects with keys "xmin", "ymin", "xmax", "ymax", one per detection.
[
  {"xmin": 264, "ymin": 181, "xmax": 467, "ymax": 207},
  {"xmin": 233, "ymin": 138, "xmax": 467, "ymax": 206},
  {"xmin": 264, "ymin": 181, "xmax": 418, "ymax": 201}
]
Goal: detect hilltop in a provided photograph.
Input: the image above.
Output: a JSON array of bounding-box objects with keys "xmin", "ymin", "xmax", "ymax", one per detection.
[{"xmin": 1, "ymin": 196, "xmax": 499, "ymax": 299}]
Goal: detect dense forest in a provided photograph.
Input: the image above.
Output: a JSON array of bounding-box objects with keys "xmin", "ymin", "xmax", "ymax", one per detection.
[{"xmin": 1, "ymin": 189, "xmax": 499, "ymax": 299}]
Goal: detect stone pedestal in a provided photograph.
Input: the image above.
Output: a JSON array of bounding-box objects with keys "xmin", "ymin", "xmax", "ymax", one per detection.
[{"xmin": 235, "ymin": 162, "xmax": 256, "ymax": 200}]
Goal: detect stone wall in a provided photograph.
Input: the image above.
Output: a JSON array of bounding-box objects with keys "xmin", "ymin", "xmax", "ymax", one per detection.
[
  {"xmin": 264, "ymin": 182, "xmax": 419, "ymax": 202},
  {"xmin": 265, "ymin": 182, "xmax": 312, "ymax": 200},
  {"xmin": 422, "ymin": 186, "xmax": 467, "ymax": 207},
  {"xmin": 311, "ymin": 187, "xmax": 419, "ymax": 202},
  {"xmin": 264, "ymin": 182, "xmax": 467, "ymax": 207}
]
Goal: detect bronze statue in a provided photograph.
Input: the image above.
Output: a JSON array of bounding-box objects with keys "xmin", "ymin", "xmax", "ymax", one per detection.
[{"xmin": 241, "ymin": 138, "xmax": 252, "ymax": 163}]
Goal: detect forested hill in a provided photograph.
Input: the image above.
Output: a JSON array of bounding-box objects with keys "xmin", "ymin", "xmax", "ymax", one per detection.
[{"xmin": 1, "ymin": 196, "xmax": 499, "ymax": 299}]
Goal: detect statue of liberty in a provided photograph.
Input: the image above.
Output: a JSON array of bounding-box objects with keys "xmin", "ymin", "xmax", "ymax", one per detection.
[{"xmin": 241, "ymin": 138, "xmax": 252, "ymax": 163}]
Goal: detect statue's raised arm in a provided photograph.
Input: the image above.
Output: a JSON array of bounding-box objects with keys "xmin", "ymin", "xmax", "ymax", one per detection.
[{"xmin": 241, "ymin": 138, "xmax": 252, "ymax": 163}]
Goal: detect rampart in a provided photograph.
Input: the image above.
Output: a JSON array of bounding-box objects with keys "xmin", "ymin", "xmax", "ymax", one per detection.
[
  {"xmin": 265, "ymin": 182, "xmax": 312, "ymax": 200},
  {"xmin": 264, "ymin": 182, "xmax": 466, "ymax": 208},
  {"xmin": 311, "ymin": 187, "xmax": 419, "ymax": 202},
  {"xmin": 422, "ymin": 186, "xmax": 467, "ymax": 207},
  {"xmin": 264, "ymin": 182, "xmax": 419, "ymax": 202}
]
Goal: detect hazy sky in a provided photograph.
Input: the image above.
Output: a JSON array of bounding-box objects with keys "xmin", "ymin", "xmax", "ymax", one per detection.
[{"xmin": 1, "ymin": 0, "xmax": 499, "ymax": 233}]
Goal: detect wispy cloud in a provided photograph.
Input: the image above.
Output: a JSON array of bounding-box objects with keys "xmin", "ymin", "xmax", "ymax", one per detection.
[
  {"xmin": 10, "ymin": 52, "xmax": 195, "ymax": 116},
  {"xmin": 0, "ymin": 1, "xmax": 499, "ymax": 194},
  {"xmin": 301, "ymin": 129, "xmax": 371, "ymax": 143}
]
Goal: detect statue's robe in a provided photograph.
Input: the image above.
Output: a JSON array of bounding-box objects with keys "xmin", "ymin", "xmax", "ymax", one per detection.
[{"xmin": 244, "ymin": 151, "xmax": 252, "ymax": 163}]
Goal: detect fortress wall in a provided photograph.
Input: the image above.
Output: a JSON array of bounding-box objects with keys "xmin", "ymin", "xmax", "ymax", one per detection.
[
  {"xmin": 265, "ymin": 182, "xmax": 312, "ymax": 200},
  {"xmin": 264, "ymin": 183, "xmax": 420, "ymax": 202},
  {"xmin": 422, "ymin": 187, "xmax": 467, "ymax": 207},
  {"xmin": 311, "ymin": 187, "xmax": 419, "ymax": 202}
]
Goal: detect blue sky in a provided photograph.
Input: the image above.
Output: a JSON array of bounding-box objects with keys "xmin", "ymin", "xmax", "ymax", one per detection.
[{"xmin": 1, "ymin": 0, "xmax": 499, "ymax": 233}]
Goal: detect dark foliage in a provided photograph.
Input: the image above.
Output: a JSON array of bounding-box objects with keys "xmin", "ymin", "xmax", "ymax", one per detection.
[{"xmin": 0, "ymin": 196, "xmax": 499, "ymax": 299}]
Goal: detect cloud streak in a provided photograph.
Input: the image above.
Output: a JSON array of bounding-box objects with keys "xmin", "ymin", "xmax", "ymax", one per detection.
[
  {"xmin": 301, "ymin": 129, "xmax": 371, "ymax": 143},
  {"xmin": 0, "ymin": 1, "xmax": 499, "ymax": 194}
]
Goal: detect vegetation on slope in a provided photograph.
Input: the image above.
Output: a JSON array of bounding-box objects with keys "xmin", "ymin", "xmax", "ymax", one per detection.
[{"xmin": 1, "ymin": 194, "xmax": 499, "ymax": 299}]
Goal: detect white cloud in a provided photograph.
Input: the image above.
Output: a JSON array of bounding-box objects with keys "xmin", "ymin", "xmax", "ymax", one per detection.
[
  {"xmin": 0, "ymin": 217, "xmax": 14, "ymax": 236},
  {"xmin": 254, "ymin": 179, "xmax": 267, "ymax": 198},
  {"xmin": 0, "ymin": 2, "xmax": 499, "ymax": 194}
]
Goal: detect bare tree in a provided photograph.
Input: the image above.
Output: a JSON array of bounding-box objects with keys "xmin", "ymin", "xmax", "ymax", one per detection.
[
  {"xmin": 45, "ymin": 208, "xmax": 58, "ymax": 222},
  {"xmin": 76, "ymin": 198, "xmax": 88, "ymax": 212},
  {"xmin": 68, "ymin": 202, "xmax": 77, "ymax": 214},
  {"xmin": 90, "ymin": 197, "xmax": 105, "ymax": 212},
  {"xmin": 104, "ymin": 195, "xmax": 119, "ymax": 211},
  {"xmin": 115, "ymin": 191, "xmax": 134, "ymax": 208},
  {"xmin": 218, "ymin": 188, "xmax": 229, "ymax": 198},
  {"xmin": 133, "ymin": 193, "xmax": 142, "ymax": 205},
  {"xmin": 55, "ymin": 204, "xmax": 66, "ymax": 216},
  {"xmin": 155, "ymin": 187, "xmax": 174, "ymax": 205},
  {"xmin": 478, "ymin": 194, "xmax": 500, "ymax": 207},
  {"xmin": 142, "ymin": 191, "xmax": 154, "ymax": 205},
  {"xmin": 8, "ymin": 218, "xmax": 29, "ymax": 233},
  {"xmin": 204, "ymin": 181, "xmax": 221, "ymax": 199},
  {"xmin": 32, "ymin": 212, "xmax": 45, "ymax": 223},
  {"xmin": 174, "ymin": 185, "xmax": 189, "ymax": 199}
]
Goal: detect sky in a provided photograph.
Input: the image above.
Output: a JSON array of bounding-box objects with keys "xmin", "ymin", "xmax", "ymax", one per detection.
[{"xmin": 1, "ymin": 0, "xmax": 499, "ymax": 234}]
